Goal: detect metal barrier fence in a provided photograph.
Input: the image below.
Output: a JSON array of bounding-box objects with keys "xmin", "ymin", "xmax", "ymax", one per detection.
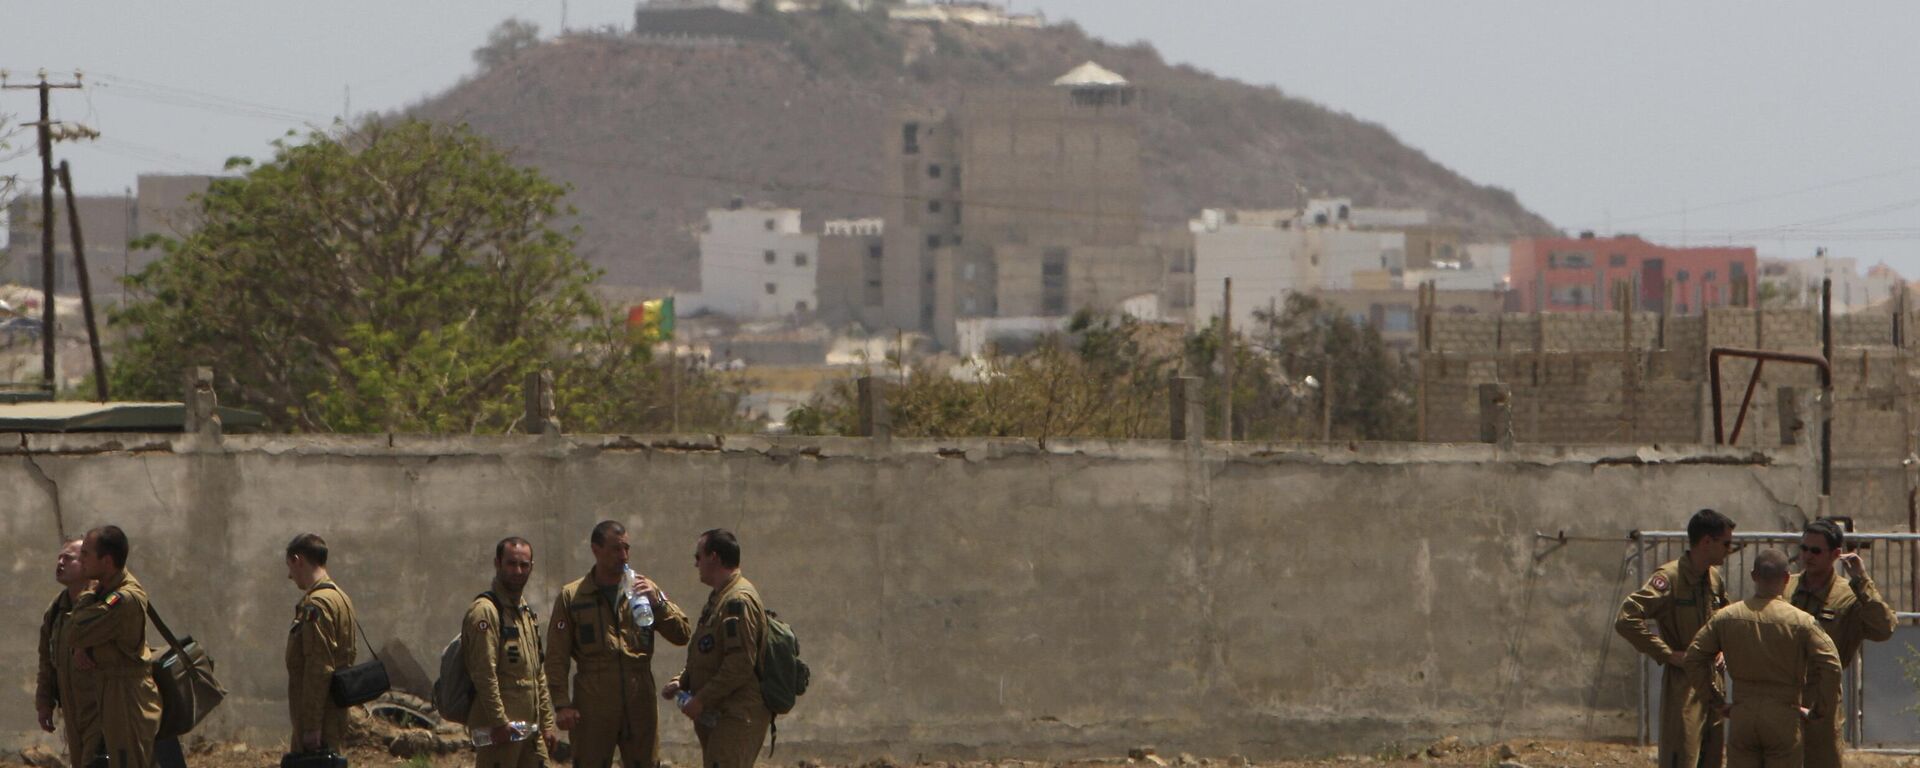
[{"xmin": 1629, "ymin": 530, "xmax": 1920, "ymax": 748}]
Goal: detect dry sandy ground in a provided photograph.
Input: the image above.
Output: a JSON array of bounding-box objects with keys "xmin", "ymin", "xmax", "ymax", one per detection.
[{"xmin": 7, "ymin": 737, "xmax": 1920, "ymax": 768}]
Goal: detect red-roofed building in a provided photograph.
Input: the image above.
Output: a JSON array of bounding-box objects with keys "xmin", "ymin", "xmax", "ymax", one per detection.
[{"xmin": 1510, "ymin": 235, "xmax": 1756, "ymax": 314}]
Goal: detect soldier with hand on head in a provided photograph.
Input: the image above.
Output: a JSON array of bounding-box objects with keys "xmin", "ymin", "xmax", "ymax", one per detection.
[{"xmin": 1786, "ymin": 519, "xmax": 1896, "ymax": 768}]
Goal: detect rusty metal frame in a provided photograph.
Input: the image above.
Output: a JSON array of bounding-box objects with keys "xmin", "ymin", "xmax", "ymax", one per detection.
[{"xmin": 1708, "ymin": 346, "xmax": 1831, "ymax": 493}]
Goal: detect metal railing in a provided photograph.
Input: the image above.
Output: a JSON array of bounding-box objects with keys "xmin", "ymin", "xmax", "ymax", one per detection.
[{"xmin": 1628, "ymin": 530, "xmax": 1920, "ymax": 747}]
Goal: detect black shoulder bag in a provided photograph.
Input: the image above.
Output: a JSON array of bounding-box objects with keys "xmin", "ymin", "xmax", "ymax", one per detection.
[{"xmin": 313, "ymin": 585, "xmax": 391, "ymax": 707}]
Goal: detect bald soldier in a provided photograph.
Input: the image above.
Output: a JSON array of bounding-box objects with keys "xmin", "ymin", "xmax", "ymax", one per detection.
[
  {"xmin": 285, "ymin": 533, "xmax": 358, "ymax": 753},
  {"xmin": 546, "ymin": 521, "xmax": 691, "ymax": 768},
  {"xmin": 466, "ymin": 537, "xmax": 559, "ymax": 768},
  {"xmin": 36, "ymin": 537, "xmax": 99, "ymax": 767},
  {"xmin": 1685, "ymin": 548, "xmax": 1843, "ymax": 767},
  {"xmin": 1617, "ymin": 508, "xmax": 1737, "ymax": 768},
  {"xmin": 64, "ymin": 526, "xmax": 164, "ymax": 768},
  {"xmin": 662, "ymin": 529, "xmax": 770, "ymax": 768},
  {"xmin": 1785, "ymin": 519, "xmax": 1896, "ymax": 768}
]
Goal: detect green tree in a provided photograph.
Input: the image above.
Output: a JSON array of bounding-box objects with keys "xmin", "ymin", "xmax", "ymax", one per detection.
[
  {"xmin": 1251, "ymin": 294, "xmax": 1416, "ymax": 440},
  {"xmin": 112, "ymin": 120, "xmax": 742, "ymax": 433},
  {"xmin": 474, "ymin": 18, "xmax": 542, "ymax": 71}
]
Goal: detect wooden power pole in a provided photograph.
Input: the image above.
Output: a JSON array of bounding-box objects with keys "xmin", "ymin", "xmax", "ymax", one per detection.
[{"xmin": 3, "ymin": 73, "xmax": 85, "ymax": 392}]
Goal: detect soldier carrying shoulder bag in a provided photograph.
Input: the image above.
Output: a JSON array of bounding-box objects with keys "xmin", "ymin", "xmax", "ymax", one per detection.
[
  {"xmin": 146, "ymin": 602, "xmax": 226, "ymax": 740},
  {"xmin": 313, "ymin": 584, "xmax": 390, "ymax": 707}
]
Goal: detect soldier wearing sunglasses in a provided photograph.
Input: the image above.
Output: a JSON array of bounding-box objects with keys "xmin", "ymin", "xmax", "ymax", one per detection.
[{"xmin": 1784, "ymin": 519, "xmax": 1896, "ymax": 768}]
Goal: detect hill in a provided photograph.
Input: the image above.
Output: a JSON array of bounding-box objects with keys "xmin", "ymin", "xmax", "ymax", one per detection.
[{"xmin": 411, "ymin": 9, "xmax": 1559, "ymax": 291}]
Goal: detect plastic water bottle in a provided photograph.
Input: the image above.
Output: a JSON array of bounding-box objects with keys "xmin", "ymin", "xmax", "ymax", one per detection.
[
  {"xmin": 470, "ymin": 721, "xmax": 532, "ymax": 746},
  {"xmin": 676, "ymin": 691, "xmax": 717, "ymax": 728},
  {"xmin": 622, "ymin": 565, "xmax": 654, "ymax": 628}
]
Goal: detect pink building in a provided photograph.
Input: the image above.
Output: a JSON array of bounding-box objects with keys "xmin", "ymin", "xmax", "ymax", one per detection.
[{"xmin": 1511, "ymin": 235, "xmax": 1756, "ymax": 314}]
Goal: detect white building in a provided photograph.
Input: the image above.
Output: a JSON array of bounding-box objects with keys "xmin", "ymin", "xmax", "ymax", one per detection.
[
  {"xmin": 1759, "ymin": 254, "xmax": 1904, "ymax": 313},
  {"xmin": 1189, "ymin": 212, "xmax": 1400, "ymax": 326},
  {"xmin": 697, "ymin": 205, "xmax": 819, "ymax": 319}
]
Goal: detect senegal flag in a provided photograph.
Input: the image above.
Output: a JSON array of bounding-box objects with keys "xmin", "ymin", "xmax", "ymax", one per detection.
[{"xmin": 626, "ymin": 296, "xmax": 675, "ymax": 342}]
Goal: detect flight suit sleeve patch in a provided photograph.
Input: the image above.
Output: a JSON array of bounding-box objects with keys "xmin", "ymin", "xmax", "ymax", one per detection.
[
  {"xmin": 726, "ymin": 599, "xmax": 746, "ymax": 617},
  {"xmin": 1649, "ymin": 573, "xmax": 1670, "ymax": 594},
  {"xmin": 477, "ymin": 620, "xmax": 490, "ymax": 632},
  {"xmin": 103, "ymin": 592, "xmax": 123, "ymax": 608},
  {"xmin": 698, "ymin": 635, "xmax": 715, "ymax": 653}
]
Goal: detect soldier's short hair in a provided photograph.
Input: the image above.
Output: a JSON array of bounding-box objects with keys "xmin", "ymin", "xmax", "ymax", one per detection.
[
  {"xmin": 496, "ymin": 536, "xmax": 533, "ymax": 562},
  {"xmin": 591, "ymin": 520, "xmax": 626, "ymax": 547},
  {"xmin": 1806, "ymin": 519, "xmax": 1846, "ymax": 551},
  {"xmin": 1686, "ymin": 509, "xmax": 1736, "ymax": 547},
  {"xmin": 87, "ymin": 525, "xmax": 130, "ymax": 569},
  {"xmin": 1752, "ymin": 548, "xmax": 1790, "ymax": 580},
  {"xmin": 700, "ymin": 528, "xmax": 741, "ymax": 569},
  {"xmin": 286, "ymin": 533, "xmax": 329, "ymax": 566}
]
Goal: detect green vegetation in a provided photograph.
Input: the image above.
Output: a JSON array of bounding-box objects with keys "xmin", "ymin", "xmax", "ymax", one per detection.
[
  {"xmin": 788, "ymin": 295, "xmax": 1415, "ymax": 441},
  {"xmin": 112, "ymin": 120, "xmax": 743, "ymax": 434}
]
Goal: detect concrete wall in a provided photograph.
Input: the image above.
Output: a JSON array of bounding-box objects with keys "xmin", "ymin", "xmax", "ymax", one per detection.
[{"xmin": 2, "ymin": 433, "xmax": 1817, "ymax": 758}]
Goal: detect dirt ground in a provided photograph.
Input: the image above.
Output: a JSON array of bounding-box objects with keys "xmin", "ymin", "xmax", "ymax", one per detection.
[{"xmin": 8, "ymin": 737, "xmax": 1920, "ymax": 768}]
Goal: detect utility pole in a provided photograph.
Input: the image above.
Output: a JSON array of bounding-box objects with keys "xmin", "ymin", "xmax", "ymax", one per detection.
[
  {"xmin": 3, "ymin": 72, "xmax": 85, "ymax": 392},
  {"xmin": 1221, "ymin": 277, "xmax": 1233, "ymax": 441},
  {"xmin": 57, "ymin": 162, "xmax": 108, "ymax": 402}
]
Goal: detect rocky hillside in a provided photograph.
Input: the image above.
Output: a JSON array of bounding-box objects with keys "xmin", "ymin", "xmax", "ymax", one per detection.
[{"xmin": 411, "ymin": 10, "xmax": 1558, "ymax": 290}]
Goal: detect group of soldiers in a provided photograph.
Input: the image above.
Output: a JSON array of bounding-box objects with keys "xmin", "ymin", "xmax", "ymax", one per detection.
[
  {"xmin": 1616, "ymin": 510, "xmax": 1896, "ymax": 768},
  {"xmin": 35, "ymin": 522, "xmax": 775, "ymax": 768}
]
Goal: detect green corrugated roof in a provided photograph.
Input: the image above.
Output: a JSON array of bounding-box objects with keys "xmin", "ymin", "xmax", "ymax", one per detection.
[{"xmin": 0, "ymin": 401, "xmax": 267, "ymax": 432}]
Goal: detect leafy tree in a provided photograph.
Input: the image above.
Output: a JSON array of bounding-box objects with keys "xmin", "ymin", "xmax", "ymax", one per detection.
[
  {"xmin": 474, "ymin": 18, "xmax": 542, "ymax": 71},
  {"xmin": 1250, "ymin": 293, "xmax": 1416, "ymax": 440},
  {"xmin": 112, "ymin": 119, "xmax": 743, "ymax": 434}
]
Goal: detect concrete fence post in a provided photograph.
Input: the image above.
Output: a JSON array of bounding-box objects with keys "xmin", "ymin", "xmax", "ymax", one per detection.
[
  {"xmin": 525, "ymin": 370, "xmax": 560, "ymax": 435},
  {"xmin": 1169, "ymin": 376, "xmax": 1204, "ymax": 443},
  {"xmin": 857, "ymin": 376, "xmax": 890, "ymax": 439},
  {"xmin": 1478, "ymin": 382, "xmax": 1513, "ymax": 447},
  {"xmin": 183, "ymin": 366, "xmax": 221, "ymax": 438}
]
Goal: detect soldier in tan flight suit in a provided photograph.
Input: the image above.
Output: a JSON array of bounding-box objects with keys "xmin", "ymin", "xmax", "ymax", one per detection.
[
  {"xmin": 467, "ymin": 537, "xmax": 560, "ymax": 768},
  {"xmin": 65, "ymin": 526, "xmax": 164, "ymax": 768},
  {"xmin": 662, "ymin": 529, "xmax": 770, "ymax": 768},
  {"xmin": 36, "ymin": 538, "xmax": 98, "ymax": 768},
  {"xmin": 1685, "ymin": 548, "xmax": 1843, "ymax": 768},
  {"xmin": 1785, "ymin": 519, "xmax": 1896, "ymax": 768},
  {"xmin": 1617, "ymin": 509, "xmax": 1737, "ymax": 768},
  {"xmin": 285, "ymin": 533, "xmax": 359, "ymax": 753},
  {"xmin": 546, "ymin": 521, "xmax": 692, "ymax": 768}
]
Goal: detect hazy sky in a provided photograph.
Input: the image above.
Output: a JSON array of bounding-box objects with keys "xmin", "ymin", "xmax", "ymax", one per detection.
[{"xmin": 5, "ymin": 2, "xmax": 1919, "ymax": 273}]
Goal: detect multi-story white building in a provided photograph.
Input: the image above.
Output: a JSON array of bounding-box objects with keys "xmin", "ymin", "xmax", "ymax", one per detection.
[
  {"xmin": 1190, "ymin": 208, "xmax": 1410, "ymax": 327},
  {"xmin": 696, "ymin": 204, "xmax": 819, "ymax": 319},
  {"xmin": 1759, "ymin": 253, "xmax": 1905, "ymax": 313}
]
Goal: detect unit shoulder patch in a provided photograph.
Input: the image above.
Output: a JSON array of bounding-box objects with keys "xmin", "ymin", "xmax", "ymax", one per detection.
[
  {"xmin": 1649, "ymin": 573, "xmax": 1670, "ymax": 594},
  {"xmin": 102, "ymin": 591, "xmax": 124, "ymax": 608},
  {"xmin": 725, "ymin": 598, "xmax": 746, "ymax": 617}
]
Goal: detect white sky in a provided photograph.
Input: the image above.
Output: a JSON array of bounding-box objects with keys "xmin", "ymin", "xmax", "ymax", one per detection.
[{"xmin": 5, "ymin": 1, "xmax": 1919, "ymax": 273}]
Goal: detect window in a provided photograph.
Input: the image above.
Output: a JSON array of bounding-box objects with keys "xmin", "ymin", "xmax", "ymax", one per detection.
[
  {"xmin": 1730, "ymin": 262, "xmax": 1747, "ymax": 280},
  {"xmin": 765, "ymin": 282, "xmax": 777, "ymax": 295},
  {"xmin": 1548, "ymin": 251, "xmax": 1593, "ymax": 269},
  {"xmin": 926, "ymin": 235, "xmax": 941, "ymax": 249},
  {"xmin": 867, "ymin": 244, "xmax": 883, "ymax": 260},
  {"xmin": 952, "ymin": 201, "xmax": 962, "ymax": 225},
  {"xmin": 928, "ymin": 164, "xmax": 942, "ymax": 179},
  {"xmin": 1676, "ymin": 269, "xmax": 1690, "ymax": 282},
  {"xmin": 864, "ymin": 279, "xmax": 883, "ymax": 307},
  {"xmin": 1382, "ymin": 306, "xmax": 1414, "ymax": 333},
  {"xmin": 1609, "ymin": 253, "xmax": 1627, "ymax": 267},
  {"xmin": 1042, "ymin": 247, "xmax": 1068, "ymax": 314},
  {"xmin": 764, "ymin": 219, "xmax": 776, "ymax": 231},
  {"xmin": 795, "ymin": 253, "xmax": 809, "ymax": 267},
  {"xmin": 1703, "ymin": 270, "xmax": 1716, "ymax": 282},
  {"xmin": 1549, "ymin": 284, "xmax": 1590, "ymax": 306},
  {"xmin": 764, "ymin": 250, "xmax": 776, "ymax": 264},
  {"xmin": 903, "ymin": 123, "xmax": 920, "ymax": 155},
  {"xmin": 928, "ymin": 200, "xmax": 942, "ymax": 213},
  {"xmin": 795, "ymin": 301, "xmax": 809, "ymax": 313}
]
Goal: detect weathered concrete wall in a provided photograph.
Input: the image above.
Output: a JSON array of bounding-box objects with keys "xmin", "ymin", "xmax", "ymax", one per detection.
[{"xmin": 1, "ymin": 434, "xmax": 1818, "ymax": 758}]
